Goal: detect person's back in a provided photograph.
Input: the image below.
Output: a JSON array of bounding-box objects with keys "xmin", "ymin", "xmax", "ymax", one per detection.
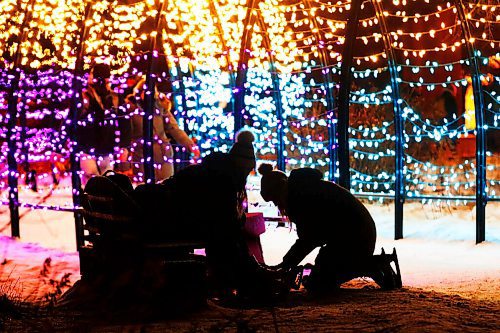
[
  {"xmin": 259, "ymin": 165, "xmax": 400, "ymax": 292},
  {"xmin": 287, "ymin": 168, "xmax": 376, "ymax": 258},
  {"xmin": 170, "ymin": 153, "xmax": 243, "ymax": 243}
]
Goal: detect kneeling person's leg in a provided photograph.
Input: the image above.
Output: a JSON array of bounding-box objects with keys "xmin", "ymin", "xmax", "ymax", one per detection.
[{"xmin": 308, "ymin": 245, "xmax": 371, "ymax": 291}]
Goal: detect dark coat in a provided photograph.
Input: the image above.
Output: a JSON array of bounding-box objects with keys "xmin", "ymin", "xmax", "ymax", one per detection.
[
  {"xmin": 160, "ymin": 153, "xmax": 253, "ymax": 288},
  {"xmin": 76, "ymin": 84, "xmax": 118, "ymax": 155},
  {"xmin": 132, "ymin": 153, "xmax": 247, "ymax": 245},
  {"xmin": 282, "ymin": 168, "xmax": 377, "ymax": 268},
  {"xmin": 167, "ymin": 153, "xmax": 245, "ymax": 238}
]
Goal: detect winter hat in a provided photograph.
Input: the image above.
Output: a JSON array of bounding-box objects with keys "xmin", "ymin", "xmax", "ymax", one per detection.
[
  {"xmin": 229, "ymin": 130, "xmax": 256, "ymax": 171},
  {"xmin": 258, "ymin": 163, "xmax": 287, "ymax": 202}
]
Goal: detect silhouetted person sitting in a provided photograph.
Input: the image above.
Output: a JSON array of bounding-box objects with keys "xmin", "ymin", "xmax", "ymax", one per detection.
[
  {"xmin": 258, "ymin": 164, "xmax": 395, "ymax": 292},
  {"xmin": 135, "ymin": 131, "xmax": 278, "ymax": 299}
]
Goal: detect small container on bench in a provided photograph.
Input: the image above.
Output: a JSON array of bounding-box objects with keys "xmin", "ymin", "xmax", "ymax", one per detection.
[{"xmin": 244, "ymin": 212, "xmax": 266, "ymax": 263}]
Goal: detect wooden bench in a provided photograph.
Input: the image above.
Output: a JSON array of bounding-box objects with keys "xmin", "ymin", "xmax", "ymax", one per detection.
[{"xmin": 76, "ymin": 175, "xmax": 206, "ymax": 281}]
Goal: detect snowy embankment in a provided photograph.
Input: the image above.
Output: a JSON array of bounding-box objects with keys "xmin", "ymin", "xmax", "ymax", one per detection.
[
  {"xmin": 1, "ymin": 182, "xmax": 500, "ymax": 331},
  {"xmin": 1, "ymin": 181, "xmax": 499, "ymax": 304},
  {"xmin": 261, "ymin": 200, "xmax": 500, "ymax": 301}
]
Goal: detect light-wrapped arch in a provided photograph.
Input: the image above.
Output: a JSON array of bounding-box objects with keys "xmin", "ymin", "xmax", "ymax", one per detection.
[{"xmin": 0, "ymin": 0, "xmax": 498, "ymax": 242}]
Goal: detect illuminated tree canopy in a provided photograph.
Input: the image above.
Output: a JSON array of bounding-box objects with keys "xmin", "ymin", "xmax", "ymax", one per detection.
[{"xmin": 0, "ymin": 0, "xmax": 498, "ymax": 241}]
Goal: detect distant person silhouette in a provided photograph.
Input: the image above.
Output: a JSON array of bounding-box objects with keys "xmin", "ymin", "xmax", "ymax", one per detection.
[
  {"xmin": 258, "ymin": 164, "xmax": 378, "ymax": 292},
  {"xmin": 76, "ymin": 63, "xmax": 125, "ymax": 183},
  {"xmin": 125, "ymin": 76, "xmax": 199, "ymax": 182}
]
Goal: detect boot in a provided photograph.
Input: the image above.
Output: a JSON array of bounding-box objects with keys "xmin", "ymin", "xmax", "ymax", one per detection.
[{"xmin": 370, "ymin": 248, "xmax": 402, "ymax": 290}]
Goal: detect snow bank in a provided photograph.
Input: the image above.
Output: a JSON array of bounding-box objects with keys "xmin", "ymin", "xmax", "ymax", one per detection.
[{"xmin": 1, "ymin": 178, "xmax": 499, "ymax": 303}]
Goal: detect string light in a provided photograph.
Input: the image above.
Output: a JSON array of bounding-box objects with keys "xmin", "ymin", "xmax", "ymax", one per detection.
[{"xmin": 0, "ymin": 0, "xmax": 498, "ymax": 214}]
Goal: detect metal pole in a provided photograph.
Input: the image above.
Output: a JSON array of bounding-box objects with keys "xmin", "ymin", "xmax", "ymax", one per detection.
[
  {"xmin": 233, "ymin": 0, "xmax": 258, "ymax": 134},
  {"xmin": 327, "ymin": 86, "xmax": 338, "ymax": 181},
  {"xmin": 454, "ymin": 0, "xmax": 487, "ymax": 243},
  {"xmin": 372, "ymin": 0, "xmax": 405, "ymax": 240},
  {"xmin": 256, "ymin": 14, "xmax": 285, "ymax": 171},
  {"xmin": 174, "ymin": 62, "xmax": 190, "ymax": 172},
  {"xmin": 158, "ymin": 23, "xmax": 188, "ymax": 172},
  {"xmin": 69, "ymin": 3, "xmax": 92, "ymax": 249},
  {"xmin": 5, "ymin": 0, "xmax": 36, "ymax": 238},
  {"xmin": 19, "ymin": 96, "xmax": 31, "ymax": 187},
  {"xmin": 6, "ymin": 71, "xmax": 21, "ymax": 238},
  {"xmin": 337, "ymin": 0, "xmax": 363, "ymax": 190},
  {"xmin": 304, "ymin": 0, "xmax": 337, "ymax": 181},
  {"xmin": 142, "ymin": 2, "xmax": 166, "ymax": 184},
  {"xmin": 208, "ymin": 1, "xmax": 236, "ymax": 116}
]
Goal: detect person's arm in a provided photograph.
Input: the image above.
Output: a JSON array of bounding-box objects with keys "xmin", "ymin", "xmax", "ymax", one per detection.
[
  {"xmin": 280, "ymin": 237, "xmax": 318, "ymax": 270},
  {"xmin": 163, "ymin": 108, "xmax": 199, "ymax": 156}
]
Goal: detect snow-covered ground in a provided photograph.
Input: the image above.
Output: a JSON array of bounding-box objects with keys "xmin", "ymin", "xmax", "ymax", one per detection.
[
  {"xmin": 259, "ymin": 202, "xmax": 500, "ymax": 303},
  {"xmin": 1, "ymin": 177, "xmax": 499, "ymax": 305},
  {"xmin": 1, "ymin": 177, "xmax": 499, "ymax": 331}
]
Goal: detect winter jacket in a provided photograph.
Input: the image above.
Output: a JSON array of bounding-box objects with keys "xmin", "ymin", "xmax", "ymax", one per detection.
[
  {"xmin": 164, "ymin": 152, "xmax": 254, "ymax": 288},
  {"xmin": 76, "ymin": 84, "xmax": 119, "ymax": 155},
  {"xmin": 126, "ymin": 79, "xmax": 194, "ymax": 149},
  {"xmin": 129, "ymin": 104, "xmax": 193, "ymax": 148},
  {"xmin": 166, "ymin": 152, "xmax": 247, "ymax": 242},
  {"xmin": 282, "ymin": 168, "xmax": 377, "ymax": 268},
  {"xmin": 132, "ymin": 153, "xmax": 244, "ymax": 243}
]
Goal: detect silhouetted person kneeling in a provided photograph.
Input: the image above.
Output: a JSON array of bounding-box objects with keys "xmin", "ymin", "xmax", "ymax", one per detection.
[{"xmin": 259, "ymin": 164, "xmax": 399, "ymax": 292}]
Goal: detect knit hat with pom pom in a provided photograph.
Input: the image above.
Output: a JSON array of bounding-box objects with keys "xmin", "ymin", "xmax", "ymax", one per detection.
[
  {"xmin": 258, "ymin": 163, "xmax": 287, "ymax": 202},
  {"xmin": 229, "ymin": 130, "xmax": 256, "ymax": 171}
]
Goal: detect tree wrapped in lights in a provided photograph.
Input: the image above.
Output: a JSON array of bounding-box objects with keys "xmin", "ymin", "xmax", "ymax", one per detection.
[{"xmin": 0, "ymin": 0, "xmax": 498, "ymax": 243}]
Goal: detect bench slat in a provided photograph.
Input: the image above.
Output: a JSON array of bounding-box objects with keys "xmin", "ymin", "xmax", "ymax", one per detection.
[
  {"xmin": 85, "ymin": 194, "xmax": 114, "ymax": 202},
  {"xmin": 144, "ymin": 242, "xmax": 206, "ymax": 249},
  {"xmin": 83, "ymin": 210, "xmax": 135, "ymax": 223}
]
